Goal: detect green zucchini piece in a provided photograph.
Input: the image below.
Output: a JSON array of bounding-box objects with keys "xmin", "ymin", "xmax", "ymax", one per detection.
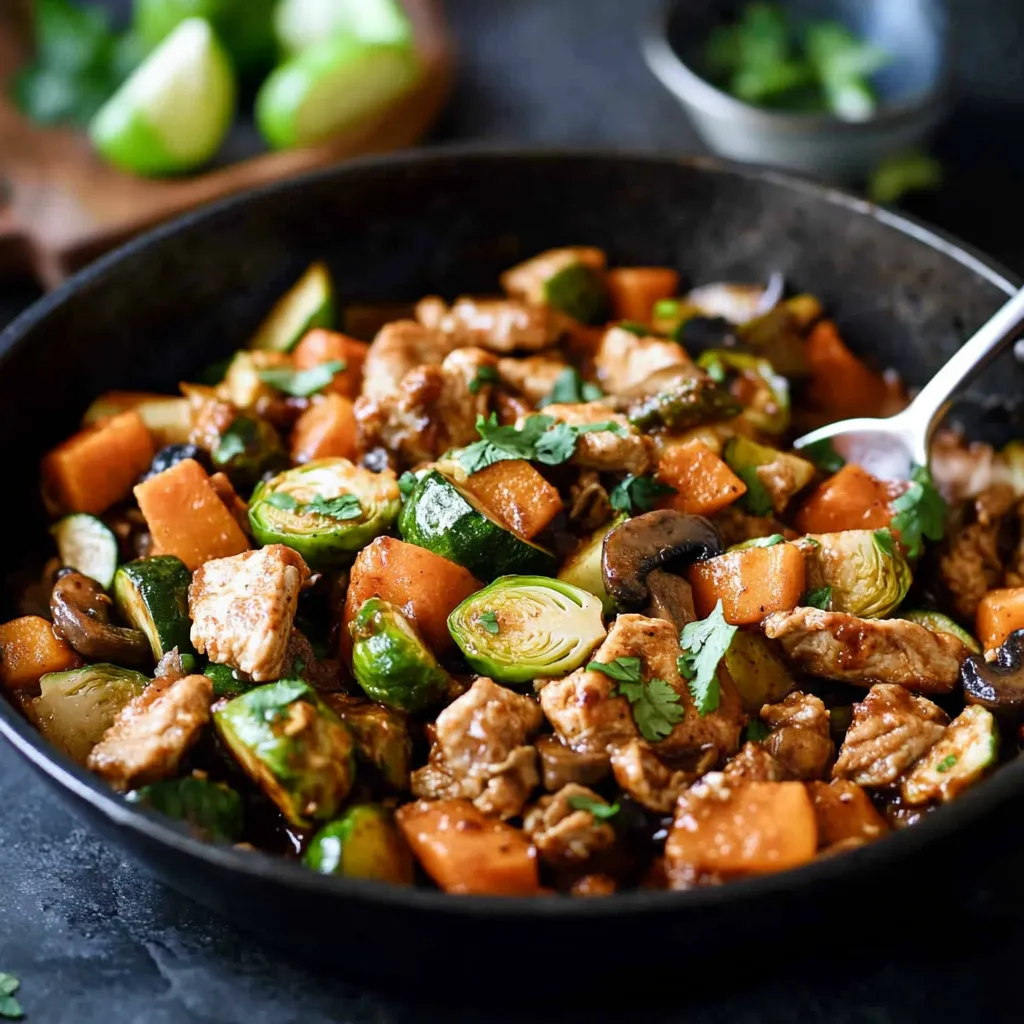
[
  {"xmin": 349, "ymin": 598, "xmax": 451, "ymax": 713},
  {"xmin": 204, "ymin": 662, "xmax": 256, "ymax": 699},
  {"xmin": 398, "ymin": 470, "xmax": 557, "ymax": 581},
  {"xmin": 126, "ymin": 775, "xmax": 244, "ymax": 843},
  {"xmin": 557, "ymin": 514, "xmax": 627, "ymax": 615},
  {"xmin": 721, "ymin": 631, "xmax": 795, "ymax": 714},
  {"xmin": 32, "ymin": 664, "xmax": 149, "ymax": 764},
  {"xmin": 901, "ymin": 610, "xmax": 981, "ymax": 654},
  {"xmin": 500, "ymin": 247, "xmax": 608, "ymax": 323},
  {"xmin": 900, "ymin": 705, "xmax": 997, "ymax": 806},
  {"xmin": 723, "ymin": 436, "xmax": 816, "ymax": 515},
  {"xmin": 627, "ymin": 374, "xmax": 742, "ymax": 432},
  {"xmin": 213, "ymin": 679, "xmax": 355, "ymax": 828},
  {"xmin": 249, "ymin": 458, "xmax": 401, "ymax": 568},
  {"xmin": 697, "ymin": 350, "xmax": 790, "ymax": 435},
  {"xmin": 51, "ymin": 514, "xmax": 119, "ymax": 590},
  {"xmin": 249, "ymin": 261, "xmax": 335, "ymax": 352},
  {"xmin": 113, "ymin": 556, "xmax": 195, "ymax": 661},
  {"xmin": 448, "ymin": 576, "xmax": 606, "ymax": 685},
  {"xmin": 303, "ymin": 804, "xmax": 414, "ymax": 883}
]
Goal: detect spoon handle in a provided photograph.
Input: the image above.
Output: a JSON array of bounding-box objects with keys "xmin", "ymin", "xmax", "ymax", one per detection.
[{"xmin": 907, "ymin": 286, "xmax": 1024, "ymax": 435}]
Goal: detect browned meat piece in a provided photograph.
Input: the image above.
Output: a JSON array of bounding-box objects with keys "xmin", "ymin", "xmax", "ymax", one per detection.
[
  {"xmin": 593, "ymin": 326, "xmax": 692, "ymax": 395},
  {"xmin": 497, "ymin": 354, "xmax": 570, "ymax": 404},
  {"xmin": 762, "ymin": 608, "xmax": 970, "ymax": 694},
  {"xmin": 528, "ymin": 402, "xmax": 654, "ymax": 476},
  {"xmin": 183, "ymin": 384, "xmax": 237, "ymax": 453},
  {"xmin": 411, "ymin": 677, "xmax": 543, "ymax": 819},
  {"xmin": 422, "ymin": 297, "xmax": 566, "ymax": 353},
  {"xmin": 712, "ymin": 506, "xmax": 798, "ymax": 548},
  {"xmin": 807, "ymin": 779, "xmax": 890, "ymax": 848},
  {"xmin": 535, "ymin": 734, "xmax": 610, "ymax": 792},
  {"xmin": 87, "ymin": 675, "xmax": 213, "ymax": 790},
  {"xmin": 610, "ymin": 739, "xmax": 714, "ymax": 813},
  {"xmin": 208, "ymin": 472, "xmax": 252, "ymax": 537},
  {"xmin": 523, "ymin": 784, "xmax": 617, "ymax": 867},
  {"xmin": 189, "ymin": 545, "xmax": 312, "ymax": 682},
  {"xmin": 832, "ymin": 684, "xmax": 948, "ymax": 788},
  {"xmin": 760, "ymin": 691, "xmax": 834, "ymax": 780},
  {"xmin": 567, "ymin": 471, "xmax": 613, "ymax": 532},
  {"xmin": 359, "ymin": 319, "xmax": 455, "ymax": 401},
  {"xmin": 723, "ymin": 741, "xmax": 788, "ymax": 783}
]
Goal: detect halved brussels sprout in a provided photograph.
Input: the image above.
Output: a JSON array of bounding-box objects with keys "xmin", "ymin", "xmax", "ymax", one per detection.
[
  {"xmin": 448, "ymin": 575, "xmax": 606, "ymax": 685},
  {"xmin": 698, "ymin": 350, "xmax": 790, "ymax": 436},
  {"xmin": 303, "ymin": 804, "xmax": 415, "ymax": 884},
  {"xmin": 557, "ymin": 514, "xmax": 627, "ymax": 615},
  {"xmin": 349, "ymin": 598, "xmax": 452, "ymax": 712},
  {"xmin": 721, "ymin": 630, "xmax": 795, "ymax": 713},
  {"xmin": 126, "ymin": 774, "xmax": 244, "ymax": 843},
  {"xmin": 500, "ymin": 247, "xmax": 608, "ymax": 323},
  {"xmin": 249, "ymin": 458, "xmax": 401, "ymax": 568},
  {"xmin": 211, "ymin": 415, "xmax": 288, "ymax": 490},
  {"xmin": 723, "ymin": 436, "xmax": 816, "ymax": 514},
  {"xmin": 32, "ymin": 664, "xmax": 149, "ymax": 764},
  {"xmin": 321, "ymin": 693, "xmax": 413, "ymax": 790},
  {"xmin": 900, "ymin": 610, "xmax": 981, "ymax": 654},
  {"xmin": 627, "ymin": 373, "xmax": 742, "ymax": 432},
  {"xmin": 213, "ymin": 679, "xmax": 355, "ymax": 828},
  {"xmin": 800, "ymin": 530, "xmax": 912, "ymax": 618}
]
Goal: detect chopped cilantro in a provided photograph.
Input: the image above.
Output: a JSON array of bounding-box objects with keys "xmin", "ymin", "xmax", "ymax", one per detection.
[
  {"xmin": 258, "ymin": 359, "xmax": 345, "ymax": 397},
  {"xmin": 936, "ymin": 754, "xmax": 958, "ymax": 773},
  {"xmin": 264, "ymin": 492, "xmax": 299, "ymax": 511},
  {"xmin": 735, "ymin": 466, "xmax": 774, "ymax": 516},
  {"xmin": 397, "ymin": 471, "xmax": 419, "ymax": 500},
  {"xmin": 588, "ymin": 657, "xmax": 683, "ymax": 741},
  {"xmin": 213, "ymin": 418, "xmax": 256, "ymax": 464},
  {"xmin": 0, "ymin": 972, "xmax": 22, "ymax": 1020},
  {"xmin": 745, "ymin": 719, "xmax": 771, "ymax": 743},
  {"xmin": 678, "ymin": 600, "xmax": 738, "ymax": 716},
  {"xmin": 305, "ymin": 493, "xmax": 363, "ymax": 521},
  {"xmin": 539, "ymin": 368, "xmax": 604, "ymax": 406},
  {"xmin": 801, "ymin": 438, "xmax": 845, "ymax": 474},
  {"xmin": 468, "ymin": 364, "xmax": 501, "ymax": 395},
  {"xmin": 566, "ymin": 793, "xmax": 620, "ymax": 819},
  {"xmin": 803, "ymin": 585, "xmax": 832, "ymax": 610},
  {"xmin": 478, "ymin": 611, "xmax": 500, "ymax": 635},
  {"xmin": 890, "ymin": 464, "xmax": 947, "ymax": 560},
  {"xmin": 609, "ymin": 474, "xmax": 676, "ymax": 514},
  {"xmin": 292, "ymin": 658, "xmax": 306, "ymax": 675},
  {"xmin": 586, "ymin": 656, "xmax": 643, "ymax": 684}
]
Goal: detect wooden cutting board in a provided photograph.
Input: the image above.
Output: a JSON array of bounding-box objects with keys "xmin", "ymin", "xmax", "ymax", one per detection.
[{"xmin": 0, "ymin": 0, "xmax": 454, "ymax": 288}]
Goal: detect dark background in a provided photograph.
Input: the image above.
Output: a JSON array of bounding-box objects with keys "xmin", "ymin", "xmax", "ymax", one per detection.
[{"xmin": 3, "ymin": 1, "xmax": 1024, "ymax": 1020}]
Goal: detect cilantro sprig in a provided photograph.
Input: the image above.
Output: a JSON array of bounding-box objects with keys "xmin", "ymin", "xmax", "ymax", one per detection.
[
  {"xmin": 0, "ymin": 972, "xmax": 22, "ymax": 1020},
  {"xmin": 745, "ymin": 719, "xmax": 771, "ymax": 743},
  {"xmin": 478, "ymin": 611, "xmax": 500, "ymax": 635},
  {"xmin": 889, "ymin": 464, "xmax": 946, "ymax": 559},
  {"xmin": 566, "ymin": 793, "xmax": 620, "ymax": 820},
  {"xmin": 468, "ymin": 365, "xmax": 501, "ymax": 395},
  {"xmin": 735, "ymin": 466, "xmax": 774, "ymax": 516},
  {"xmin": 258, "ymin": 359, "xmax": 345, "ymax": 397},
  {"xmin": 802, "ymin": 585, "xmax": 832, "ymax": 610},
  {"xmin": 801, "ymin": 438, "xmax": 845, "ymax": 474},
  {"xmin": 587, "ymin": 657, "xmax": 684, "ymax": 742},
  {"xmin": 609, "ymin": 474, "xmax": 676, "ymax": 514},
  {"xmin": 678, "ymin": 600, "xmax": 738, "ymax": 716},
  {"xmin": 263, "ymin": 491, "xmax": 363, "ymax": 521},
  {"xmin": 539, "ymin": 368, "xmax": 604, "ymax": 406}
]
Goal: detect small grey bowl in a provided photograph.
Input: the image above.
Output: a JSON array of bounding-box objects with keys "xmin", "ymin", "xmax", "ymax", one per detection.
[{"xmin": 642, "ymin": 0, "xmax": 953, "ymax": 183}]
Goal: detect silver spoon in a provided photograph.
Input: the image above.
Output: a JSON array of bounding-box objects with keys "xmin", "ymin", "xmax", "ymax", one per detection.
[{"xmin": 793, "ymin": 287, "xmax": 1024, "ymax": 480}]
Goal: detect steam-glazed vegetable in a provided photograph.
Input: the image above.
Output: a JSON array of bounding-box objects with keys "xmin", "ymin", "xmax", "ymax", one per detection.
[
  {"xmin": 211, "ymin": 416, "xmax": 287, "ymax": 489},
  {"xmin": 500, "ymin": 247, "xmax": 608, "ymax": 323},
  {"xmin": 203, "ymin": 663, "xmax": 256, "ymax": 699},
  {"xmin": 723, "ymin": 436, "xmax": 815, "ymax": 515},
  {"xmin": 322, "ymin": 694, "xmax": 412, "ymax": 790},
  {"xmin": 721, "ymin": 630, "xmax": 795, "ymax": 713},
  {"xmin": 398, "ymin": 470, "xmax": 557, "ymax": 581},
  {"xmin": 900, "ymin": 706, "xmax": 997, "ymax": 805},
  {"xmin": 800, "ymin": 530, "xmax": 911, "ymax": 618},
  {"xmin": 627, "ymin": 372, "xmax": 742, "ymax": 432},
  {"xmin": 213, "ymin": 680, "xmax": 355, "ymax": 828},
  {"xmin": 697, "ymin": 350, "xmax": 790, "ymax": 435},
  {"xmin": 127, "ymin": 775, "xmax": 244, "ymax": 842},
  {"xmin": 557, "ymin": 515, "xmax": 627, "ymax": 614},
  {"xmin": 51, "ymin": 514, "xmax": 119, "ymax": 590},
  {"xmin": 250, "ymin": 458, "xmax": 400, "ymax": 568},
  {"xmin": 113, "ymin": 557, "xmax": 195, "ymax": 661},
  {"xmin": 32, "ymin": 664, "xmax": 149, "ymax": 763},
  {"xmin": 901, "ymin": 611, "xmax": 981, "ymax": 654},
  {"xmin": 303, "ymin": 804, "xmax": 414, "ymax": 884},
  {"xmin": 249, "ymin": 261, "xmax": 335, "ymax": 352},
  {"xmin": 448, "ymin": 576, "xmax": 606, "ymax": 685},
  {"xmin": 349, "ymin": 598, "xmax": 452, "ymax": 712}
]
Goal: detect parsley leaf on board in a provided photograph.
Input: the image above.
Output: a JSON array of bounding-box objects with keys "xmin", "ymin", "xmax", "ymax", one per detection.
[
  {"xmin": 745, "ymin": 719, "xmax": 771, "ymax": 743},
  {"xmin": 0, "ymin": 971, "xmax": 22, "ymax": 1020},
  {"xmin": 478, "ymin": 611, "xmax": 500, "ymax": 634},
  {"xmin": 539, "ymin": 368, "xmax": 605, "ymax": 406},
  {"xmin": 397, "ymin": 471, "xmax": 419, "ymax": 499},
  {"xmin": 586, "ymin": 657, "xmax": 643, "ymax": 684},
  {"xmin": 735, "ymin": 466, "xmax": 774, "ymax": 516},
  {"xmin": 305, "ymin": 493, "xmax": 363, "ymax": 521},
  {"xmin": 566, "ymin": 794, "xmax": 620, "ymax": 819},
  {"xmin": 258, "ymin": 359, "xmax": 345, "ymax": 397},
  {"xmin": 468, "ymin": 365, "xmax": 501, "ymax": 395},
  {"xmin": 264, "ymin": 492, "xmax": 299, "ymax": 511},
  {"xmin": 803, "ymin": 585, "xmax": 833, "ymax": 610},
  {"xmin": 678, "ymin": 600, "xmax": 738, "ymax": 716},
  {"xmin": 609, "ymin": 474, "xmax": 676, "ymax": 514},
  {"xmin": 800, "ymin": 437, "xmax": 846, "ymax": 474},
  {"xmin": 890, "ymin": 464, "xmax": 947, "ymax": 559}
]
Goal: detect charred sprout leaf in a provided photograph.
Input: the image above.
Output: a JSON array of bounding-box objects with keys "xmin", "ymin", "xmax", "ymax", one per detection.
[
  {"xmin": 803, "ymin": 586, "xmax": 832, "ymax": 610},
  {"xmin": 587, "ymin": 656, "xmax": 643, "ymax": 685},
  {"xmin": 258, "ymin": 359, "xmax": 345, "ymax": 397},
  {"xmin": 696, "ymin": 350, "xmax": 790, "ymax": 435},
  {"xmin": 628, "ymin": 375, "xmax": 742, "ymax": 432},
  {"xmin": 478, "ymin": 610, "xmax": 500, "ymax": 635},
  {"xmin": 735, "ymin": 466, "xmax": 774, "ymax": 516},
  {"xmin": 540, "ymin": 368, "xmax": 605, "ymax": 407},
  {"xmin": 264, "ymin": 492, "xmax": 298, "ymax": 510},
  {"xmin": 609, "ymin": 474, "xmax": 676, "ymax": 514},
  {"xmin": 802, "ymin": 437, "xmax": 845, "ymax": 474},
  {"xmin": 0, "ymin": 972, "xmax": 22, "ymax": 1020},
  {"xmin": 468, "ymin": 365, "xmax": 501, "ymax": 395},
  {"xmin": 678, "ymin": 600, "xmax": 737, "ymax": 716},
  {"xmin": 746, "ymin": 719, "xmax": 771, "ymax": 742},
  {"xmin": 802, "ymin": 530, "xmax": 910, "ymax": 618},
  {"xmin": 566, "ymin": 793, "xmax": 620, "ymax": 819},
  {"xmin": 305, "ymin": 493, "xmax": 363, "ymax": 521},
  {"xmin": 890, "ymin": 465, "xmax": 946, "ymax": 559},
  {"xmin": 212, "ymin": 416, "xmax": 286, "ymax": 487},
  {"xmin": 397, "ymin": 471, "xmax": 419, "ymax": 500}
]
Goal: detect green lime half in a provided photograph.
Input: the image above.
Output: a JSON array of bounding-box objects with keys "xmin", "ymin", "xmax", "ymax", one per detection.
[
  {"xmin": 274, "ymin": 0, "xmax": 413, "ymax": 57},
  {"xmin": 256, "ymin": 33, "xmax": 421, "ymax": 151},
  {"xmin": 89, "ymin": 17, "xmax": 237, "ymax": 177}
]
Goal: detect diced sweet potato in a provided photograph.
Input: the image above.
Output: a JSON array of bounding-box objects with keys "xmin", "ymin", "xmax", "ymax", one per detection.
[
  {"xmin": 0, "ymin": 616, "xmax": 82, "ymax": 690},
  {"xmin": 976, "ymin": 587, "xmax": 1024, "ymax": 652},
  {"xmin": 290, "ymin": 393, "xmax": 358, "ymax": 463},
  {"xmin": 688, "ymin": 542, "xmax": 805, "ymax": 624},
  {"xmin": 656, "ymin": 439, "xmax": 746, "ymax": 517},
  {"xmin": 291, "ymin": 329, "xmax": 369, "ymax": 400},
  {"xmin": 606, "ymin": 267, "xmax": 680, "ymax": 323},
  {"xmin": 804, "ymin": 320, "xmax": 889, "ymax": 419},
  {"xmin": 42, "ymin": 410, "xmax": 155, "ymax": 515},
  {"xmin": 794, "ymin": 464, "xmax": 901, "ymax": 535},
  {"xmin": 460, "ymin": 460, "xmax": 563, "ymax": 540},
  {"xmin": 396, "ymin": 799, "xmax": 540, "ymax": 896},
  {"xmin": 807, "ymin": 779, "xmax": 889, "ymax": 848},
  {"xmin": 134, "ymin": 458, "xmax": 250, "ymax": 571}
]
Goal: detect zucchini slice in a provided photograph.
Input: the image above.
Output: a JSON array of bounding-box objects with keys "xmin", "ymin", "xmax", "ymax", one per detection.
[
  {"xmin": 113, "ymin": 556, "xmax": 195, "ymax": 661},
  {"xmin": 204, "ymin": 662, "xmax": 257, "ymax": 699},
  {"xmin": 249, "ymin": 261, "xmax": 335, "ymax": 352},
  {"xmin": 901, "ymin": 610, "xmax": 981, "ymax": 654},
  {"xmin": 51, "ymin": 514, "xmax": 119, "ymax": 590},
  {"xmin": 398, "ymin": 470, "xmax": 558, "ymax": 581},
  {"xmin": 557, "ymin": 514, "xmax": 626, "ymax": 615}
]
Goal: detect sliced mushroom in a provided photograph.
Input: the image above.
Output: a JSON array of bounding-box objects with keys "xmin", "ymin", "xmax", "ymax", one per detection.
[
  {"xmin": 50, "ymin": 572, "xmax": 150, "ymax": 667},
  {"xmin": 601, "ymin": 509, "xmax": 722, "ymax": 610},
  {"xmin": 961, "ymin": 629, "xmax": 1024, "ymax": 718},
  {"xmin": 644, "ymin": 568, "xmax": 697, "ymax": 631}
]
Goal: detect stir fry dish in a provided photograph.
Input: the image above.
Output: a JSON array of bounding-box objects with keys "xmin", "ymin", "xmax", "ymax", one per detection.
[{"xmin": 6, "ymin": 248, "xmax": 1023, "ymax": 897}]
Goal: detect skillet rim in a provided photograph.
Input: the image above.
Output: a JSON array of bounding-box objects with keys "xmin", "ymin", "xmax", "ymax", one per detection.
[{"xmin": 0, "ymin": 144, "xmax": 1021, "ymax": 919}]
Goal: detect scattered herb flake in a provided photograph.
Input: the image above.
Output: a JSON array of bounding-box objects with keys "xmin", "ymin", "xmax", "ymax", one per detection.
[
  {"xmin": 801, "ymin": 438, "xmax": 846, "ymax": 474},
  {"xmin": 213, "ymin": 418, "xmax": 256, "ymax": 464},
  {"xmin": 292, "ymin": 658, "xmax": 306, "ymax": 676},
  {"xmin": 397, "ymin": 471, "xmax": 419, "ymax": 500},
  {"xmin": 264, "ymin": 492, "xmax": 298, "ymax": 511},
  {"xmin": 304, "ymin": 493, "xmax": 363, "ymax": 521},
  {"xmin": 890, "ymin": 465, "xmax": 946, "ymax": 560},
  {"xmin": 566, "ymin": 793, "xmax": 620, "ymax": 819},
  {"xmin": 0, "ymin": 972, "xmax": 22, "ymax": 1020},
  {"xmin": 735, "ymin": 466, "xmax": 774, "ymax": 516},
  {"xmin": 258, "ymin": 359, "xmax": 345, "ymax": 397},
  {"xmin": 678, "ymin": 600, "xmax": 738, "ymax": 716},
  {"xmin": 468, "ymin": 364, "xmax": 501, "ymax": 395},
  {"xmin": 478, "ymin": 611, "xmax": 500, "ymax": 635},
  {"xmin": 609, "ymin": 474, "xmax": 676, "ymax": 514},
  {"xmin": 936, "ymin": 754, "xmax": 958, "ymax": 773},
  {"xmin": 740, "ymin": 533, "xmax": 785, "ymax": 549},
  {"xmin": 746, "ymin": 719, "xmax": 771, "ymax": 743},
  {"xmin": 629, "ymin": 677, "xmax": 685, "ymax": 742},
  {"xmin": 539, "ymin": 368, "xmax": 605, "ymax": 406},
  {"xmin": 586, "ymin": 656, "xmax": 643, "ymax": 684},
  {"xmin": 803, "ymin": 585, "xmax": 833, "ymax": 610}
]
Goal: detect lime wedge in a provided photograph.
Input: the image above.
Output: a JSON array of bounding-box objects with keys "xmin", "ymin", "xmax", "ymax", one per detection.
[
  {"xmin": 90, "ymin": 18, "xmax": 236, "ymax": 177},
  {"xmin": 256, "ymin": 32, "xmax": 420, "ymax": 151},
  {"xmin": 275, "ymin": 0, "xmax": 413, "ymax": 57},
  {"xmin": 249, "ymin": 261, "xmax": 335, "ymax": 352}
]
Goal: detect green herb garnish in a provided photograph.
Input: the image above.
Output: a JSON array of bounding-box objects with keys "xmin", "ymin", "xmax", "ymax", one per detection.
[
  {"xmin": 0, "ymin": 972, "xmax": 23, "ymax": 1019},
  {"xmin": 890, "ymin": 465, "xmax": 946, "ymax": 560},
  {"xmin": 588, "ymin": 657, "xmax": 683, "ymax": 742},
  {"xmin": 736, "ymin": 466, "xmax": 774, "ymax": 516},
  {"xmin": 468, "ymin": 365, "xmax": 501, "ymax": 395},
  {"xmin": 936, "ymin": 754, "xmax": 958, "ymax": 774},
  {"xmin": 397, "ymin": 471, "xmax": 419, "ymax": 499},
  {"xmin": 803, "ymin": 586, "xmax": 832, "ymax": 610},
  {"xmin": 801, "ymin": 438, "xmax": 846, "ymax": 474},
  {"xmin": 745, "ymin": 719, "xmax": 771, "ymax": 743},
  {"xmin": 539, "ymin": 368, "xmax": 605, "ymax": 407},
  {"xmin": 678, "ymin": 600, "xmax": 738, "ymax": 717},
  {"xmin": 566, "ymin": 794, "xmax": 620, "ymax": 820},
  {"xmin": 609, "ymin": 474, "xmax": 676, "ymax": 514},
  {"xmin": 478, "ymin": 611, "xmax": 500, "ymax": 635},
  {"xmin": 258, "ymin": 359, "xmax": 345, "ymax": 397},
  {"xmin": 305, "ymin": 493, "xmax": 363, "ymax": 521}
]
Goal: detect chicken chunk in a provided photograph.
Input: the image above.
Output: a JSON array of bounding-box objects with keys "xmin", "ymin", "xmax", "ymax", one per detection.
[
  {"xmin": 87, "ymin": 674, "xmax": 213, "ymax": 790},
  {"xmin": 523, "ymin": 783, "xmax": 617, "ymax": 867},
  {"xmin": 610, "ymin": 738, "xmax": 714, "ymax": 814},
  {"xmin": 760, "ymin": 691, "xmax": 834, "ymax": 780},
  {"xmin": 411, "ymin": 677, "xmax": 543, "ymax": 819},
  {"xmin": 832, "ymin": 684, "xmax": 948, "ymax": 788},
  {"xmin": 423, "ymin": 297, "xmax": 566, "ymax": 353},
  {"xmin": 930, "ymin": 428, "xmax": 1018, "ymax": 504},
  {"xmin": 534, "ymin": 402, "xmax": 654, "ymax": 476},
  {"xmin": 762, "ymin": 608, "xmax": 971, "ymax": 694},
  {"xmin": 189, "ymin": 544, "xmax": 312, "ymax": 682},
  {"xmin": 360, "ymin": 319, "xmax": 456, "ymax": 401},
  {"xmin": 497, "ymin": 354, "xmax": 570, "ymax": 404},
  {"xmin": 594, "ymin": 325, "xmax": 691, "ymax": 395},
  {"xmin": 722, "ymin": 741, "xmax": 788, "ymax": 783}
]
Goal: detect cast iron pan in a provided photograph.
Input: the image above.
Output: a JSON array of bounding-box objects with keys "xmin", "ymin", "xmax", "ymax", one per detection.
[{"xmin": 1, "ymin": 149, "xmax": 1022, "ymax": 984}]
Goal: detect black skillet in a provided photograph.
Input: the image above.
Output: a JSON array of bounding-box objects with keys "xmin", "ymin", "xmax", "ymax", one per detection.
[{"xmin": 1, "ymin": 149, "xmax": 1022, "ymax": 984}]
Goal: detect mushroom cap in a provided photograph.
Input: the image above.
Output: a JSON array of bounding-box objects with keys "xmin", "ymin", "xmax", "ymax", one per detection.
[
  {"xmin": 962, "ymin": 628, "xmax": 1024, "ymax": 716},
  {"xmin": 50, "ymin": 571, "xmax": 151, "ymax": 666}
]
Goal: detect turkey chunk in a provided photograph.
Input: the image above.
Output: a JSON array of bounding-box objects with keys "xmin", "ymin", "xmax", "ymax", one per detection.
[
  {"xmin": 763, "ymin": 608, "xmax": 970, "ymax": 694},
  {"xmin": 497, "ymin": 354, "xmax": 570, "ymax": 404},
  {"xmin": 533, "ymin": 402, "xmax": 654, "ymax": 476},
  {"xmin": 421, "ymin": 296, "xmax": 566, "ymax": 353},
  {"xmin": 832, "ymin": 684, "xmax": 948, "ymax": 788},
  {"xmin": 523, "ymin": 784, "xmax": 617, "ymax": 867},
  {"xmin": 360, "ymin": 319, "xmax": 456, "ymax": 401},
  {"xmin": 189, "ymin": 545, "xmax": 311, "ymax": 682},
  {"xmin": 87, "ymin": 675, "xmax": 212, "ymax": 790},
  {"xmin": 594, "ymin": 325, "xmax": 691, "ymax": 395},
  {"xmin": 610, "ymin": 738, "xmax": 714, "ymax": 814},
  {"xmin": 760, "ymin": 691, "xmax": 834, "ymax": 780},
  {"xmin": 411, "ymin": 677, "xmax": 543, "ymax": 819}
]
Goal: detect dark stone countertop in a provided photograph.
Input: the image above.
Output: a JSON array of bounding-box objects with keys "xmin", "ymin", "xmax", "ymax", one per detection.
[{"xmin": 3, "ymin": 1, "xmax": 1024, "ymax": 1020}]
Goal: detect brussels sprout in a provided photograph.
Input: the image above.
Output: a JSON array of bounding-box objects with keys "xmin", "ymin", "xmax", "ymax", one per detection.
[
  {"xmin": 349, "ymin": 599, "xmax": 452, "ymax": 712},
  {"xmin": 321, "ymin": 693, "xmax": 412, "ymax": 789},
  {"xmin": 448, "ymin": 575, "xmax": 606, "ymax": 685},
  {"xmin": 126, "ymin": 774, "xmax": 244, "ymax": 842},
  {"xmin": 900, "ymin": 610, "xmax": 981, "ymax": 654},
  {"xmin": 557, "ymin": 515, "xmax": 627, "ymax": 615},
  {"xmin": 303, "ymin": 804, "xmax": 414, "ymax": 884},
  {"xmin": 500, "ymin": 247, "xmax": 608, "ymax": 323},
  {"xmin": 723, "ymin": 436, "xmax": 816, "ymax": 514},
  {"xmin": 212, "ymin": 415, "xmax": 288, "ymax": 490},
  {"xmin": 213, "ymin": 679, "xmax": 355, "ymax": 828},
  {"xmin": 627, "ymin": 374, "xmax": 742, "ymax": 432},
  {"xmin": 721, "ymin": 631, "xmax": 795, "ymax": 713},
  {"xmin": 249, "ymin": 458, "xmax": 401, "ymax": 568},
  {"xmin": 32, "ymin": 664, "xmax": 149, "ymax": 764},
  {"xmin": 698, "ymin": 350, "xmax": 790, "ymax": 435},
  {"xmin": 800, "ymin": 530, "xmax": 912, "ymax": 618}
]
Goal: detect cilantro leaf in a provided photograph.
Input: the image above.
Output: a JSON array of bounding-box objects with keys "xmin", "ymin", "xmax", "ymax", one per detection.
[
  {"xmin": 0, "ymin": 971, "xmax": 22, "ymax": 1020},
  {"xmin": 736, "ymin": 533, "xmax": 785, "ymax": 549},
  {"xmin": 478, "ymin": 611, "xmax": 500, "ymax": 634},
  {"xmin": 746, "ymin": 719, "xmax": 771, "ymax": 743},
  {"xmin": 264, "ymin": 492, "xmax": 298, "ymax": 511},
  {"xmin": 533, "ymin": 420, "xmax": 580, "ymax": 465},
  {"xmin": 736, "ymin": 466, "xmax": 774, "ymax": 516},
  {"xmin": 468, "ymin": 364, "xmax": 500, "ymax": 395},
  {"xmin": 304, "ymin": 493, "xmax": 363, "ymax": 521},
  {"xmin": 803, "ymin": 586, "xmax": 832, "ymax": 610},
  {"xmin": 539, "ymin": 368, "xmax": 604, "ymax": 406},
  {"xmin": 586, "ymin": 657, "xmax": 643, "ymax": 684},
  {"xmin": 258, "ymin": 359, "xmax": 345, "ymax": 397},
  {"xmin": 890, "ymin": 465, "xmax": 947, "ymax": 560},
  {"xmin": 630, "ymin": 677, "xmax": 685, "ymax": 742},
  {"xmin": 678, "ymin": 600, "xmax": 737, "ymax": 716},
  {"xmin": 872, "ymin": 528, "xmax": 896, "ymax": 557},
  {"xmin": 213, "ymin": 418, "xmax": 256, "ymax": 464},
  {"xmin": 801, "ymin": 438, "xmax": 845, "ymax": 474},
  {"xmin": 609, "ymin": 474, "xmax": 676, "ymax": 514},
  {"xmin": 240, "ymin": 679, "xmax": 312, "ymax": 725},
  {"xmin": 566, "ymin": 794, "xmax": 620, "ymax": 819},
  {"xmin": 397, "ymin": 471, "xmax": 419, "ymax": 499}
]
